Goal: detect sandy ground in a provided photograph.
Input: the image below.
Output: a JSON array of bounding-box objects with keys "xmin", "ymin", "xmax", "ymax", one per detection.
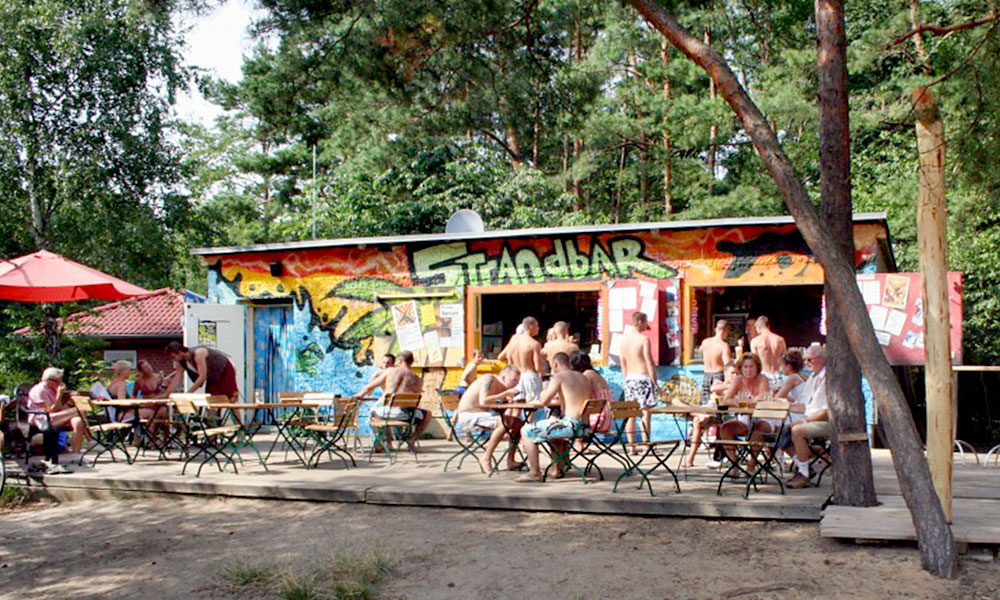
[{"xmin": 1, "ymin": 497, "xmax": 998, "ymax": 600}]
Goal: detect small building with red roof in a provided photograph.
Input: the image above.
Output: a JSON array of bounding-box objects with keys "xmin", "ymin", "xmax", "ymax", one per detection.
[{"xmin": 16, "ymin": 288, "xmax": 184, "ymax": 374}]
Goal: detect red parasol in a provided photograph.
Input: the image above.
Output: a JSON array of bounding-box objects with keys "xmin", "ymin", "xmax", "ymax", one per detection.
[{"xmin": 0, "ymin": 250, "xmax": 150, "ymax": 302}]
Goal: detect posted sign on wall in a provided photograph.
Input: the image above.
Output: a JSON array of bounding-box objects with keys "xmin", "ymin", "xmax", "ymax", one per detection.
[{"xmin": 855, "ymin": 272, "xmax": 963, "ymax": 366}]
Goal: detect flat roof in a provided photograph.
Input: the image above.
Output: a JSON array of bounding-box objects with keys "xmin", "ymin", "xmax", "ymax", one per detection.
[{"xmin": 191, "ymin": 212, "xmax": 889, "ymax": 256}]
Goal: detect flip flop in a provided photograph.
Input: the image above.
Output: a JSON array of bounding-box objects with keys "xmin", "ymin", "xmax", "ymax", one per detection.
[{"xmin": 515, "ymin": 474, "xmax": 543, "ymax": 483}]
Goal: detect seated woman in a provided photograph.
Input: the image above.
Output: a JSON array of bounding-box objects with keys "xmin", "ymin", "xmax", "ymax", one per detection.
[
  {"xmin": 569, "ymin": 350, "xmax": 613, "ymax": 435},
  {"xmin": 774, "ymin": 348, "xmax": 807, "ymax": 403},
  {"xmin": 717, "ymin": 353, "xmax": 772, "ymax": 466},
  {"xmin": 107, "ymin": 360, "xmax": 137, "ymax": 423},
  {"xmin": 130, "ymin": 359, "xmax": 170, "ymax": 441},
  {"xmin": 682, "ymin": 361, "xmax": 737, "ymax": 468},
  {"xmin": 26, "ymin": 367, "xmax": 86, "ymax": 473}
]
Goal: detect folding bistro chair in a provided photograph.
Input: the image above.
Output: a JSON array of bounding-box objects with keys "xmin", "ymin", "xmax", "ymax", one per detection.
[
  {"xmin": 439, "ymin": 393, "xmax": 494, "ymax": 473},
  {"xmin": 71, "ymin": 395, "xmax": 135, "ymax": 466},
  {"xmin": 715, "ymin": 401, "xmax": 790, "ymax": 498},
  {"xmin": 608, "ymin": 401, "xmax": 681, "ymax": 496},
  {"xmin": 303, "ymin": 394, "xmax": 358, "ymax": 469},
  {"xmin": 171, "ymin": 393, "xmax": 242, "ymax": 477},
  {"xmin": 807, "ymin": 435, "xmax": 833, "ymax": 486},
  {"xmin": 551, "ymin": 399, "xmax": 608, "ymax": 483},
  {"xmin": 368, "ymin": 393, "xmax": 422, "ymax": 464}
]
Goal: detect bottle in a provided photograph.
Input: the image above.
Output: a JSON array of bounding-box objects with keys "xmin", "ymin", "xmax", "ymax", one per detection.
[{"xmin": 735, "ymin": 337, "xmax": 744, "ymax": 360}]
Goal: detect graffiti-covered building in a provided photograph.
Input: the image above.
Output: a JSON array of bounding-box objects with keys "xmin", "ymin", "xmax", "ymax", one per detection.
[{"xmin": 188, "ymin": 213, "xmax": 894, "ymax": 417}]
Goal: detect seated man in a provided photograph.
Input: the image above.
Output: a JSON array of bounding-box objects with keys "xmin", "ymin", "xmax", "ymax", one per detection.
[
  {"xmin": 355, "ymin": 350, "xmax": 429, "ymax": 450},
  {"xmin": 446, "ymin": 365, "xmax": 522, "ymax": 472},
  {"xmin": 786, "ymin": 344, "xmax": 830, "ymax": 489},
  {"xmin": 26, "ymin": 367, "xmax": 87, "ymax": 473},
  {"xmin": 516, "ymin": 352, "xmax": 593, "ymax": 483}
]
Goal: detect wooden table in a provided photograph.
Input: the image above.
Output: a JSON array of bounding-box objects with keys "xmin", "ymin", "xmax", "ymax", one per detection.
[{"xmin": 92, "ymin": 398, "xmax": 175, "ymax": 458}]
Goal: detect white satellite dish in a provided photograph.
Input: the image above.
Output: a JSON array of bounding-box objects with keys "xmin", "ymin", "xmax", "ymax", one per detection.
[{"xmin": 445, "ymin": 209, "xmax": 486, "ymax": 234}]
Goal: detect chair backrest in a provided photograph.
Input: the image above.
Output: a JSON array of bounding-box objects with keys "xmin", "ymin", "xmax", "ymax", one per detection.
[
  {"xmin": 169, "ymin": 393, "xmax": 205, "ymax": 415},
  {"xmin": 70, "ymin": 394, "xmax": 94, "ymax": 415},
  {"xmin": 439, "ymin": 393, "xmax": 460, "ymax": 412},
  {"xmin": 581, "ymin": 398, "xmax": 606, "ymax": 420},
  {"xmin": 206, "ymin": 394, "xmax": 229, "ymax": 406},
  {"xmin": 386, "ymin": 393, "xmax": 421, "ymax": 409},
  {"xmin": 610, "ymin": 400, "xmax": 642, "ymax": 420},
  {"xmin": 279, "ymin": 391, "xmax": 306, "ymax": 403},
  {"xmin": 301, "ymin": 392, "xmax": 338, "ymax": 406},
  {"xmin": 752, "ymin": 401, "xmax": 791, "ymax": 422}
]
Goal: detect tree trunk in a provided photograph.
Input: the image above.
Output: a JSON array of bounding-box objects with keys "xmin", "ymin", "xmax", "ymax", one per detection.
[
  {"xmin": 914, "ymin": 86, "xmax": 954, "ymax": 521},
  {"xmin": 661, "ymin": 41, "xmax": 673, "ymax": 214},
  {"xmin": 571, "ymin": 18, "xmax": 584, "ymax": 210},
  {"xmin": 705, "ymin": 26, "xmax": 717, "ymax": 198},
  {"xmin": 815, "ymin": 0, "xmax": 878, "ymax": 508},
  {"xmin": 628, "ymin": 0, "xmax": 959, "ymax": 577}
]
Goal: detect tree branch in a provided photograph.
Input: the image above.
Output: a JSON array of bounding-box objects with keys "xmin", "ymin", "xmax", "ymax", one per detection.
[{"xmin": 887, "ymin": 13, "xmax": 1000, "ymax": 49}]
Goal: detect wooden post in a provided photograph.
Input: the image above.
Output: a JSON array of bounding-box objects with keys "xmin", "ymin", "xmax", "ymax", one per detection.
[{"xmin": 914, "ymin": 86, "xmax": 953, "ymax": 522}]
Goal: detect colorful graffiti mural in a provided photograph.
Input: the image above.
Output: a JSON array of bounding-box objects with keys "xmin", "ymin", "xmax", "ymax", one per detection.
[{"xmin": 204, "ymin": 222, "xmax": 888, "ymax": 395}]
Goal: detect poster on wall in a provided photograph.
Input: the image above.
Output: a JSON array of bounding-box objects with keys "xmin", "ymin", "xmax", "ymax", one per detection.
[
  {"xmin": 853, "ymin": 272, "xmax": 962, "ymax": 366},
  {"xmin": 198, "ymin": 321, "xmax": 218, "ymax": 348},
  {"xmin": 391, "ymin": 301, "xmax": 425, "ymax": 352}
]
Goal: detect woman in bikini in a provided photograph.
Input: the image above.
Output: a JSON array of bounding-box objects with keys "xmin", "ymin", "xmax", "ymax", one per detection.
[
  {"xmin": 130, "ymin": 359, "xmax": 169, "ymax": 440},
  {"xmin": 716, "ymin": 353, "xmax": 771, "ymax": 465},
  {"xmin": 107, "ymin": 360, "xmax": 137, "ymax": 423}
]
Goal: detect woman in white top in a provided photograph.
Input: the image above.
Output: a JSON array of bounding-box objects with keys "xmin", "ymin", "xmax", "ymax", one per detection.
[{"xmin": 775, "ymin": 349, "xmax": 807, "ymax": 405}]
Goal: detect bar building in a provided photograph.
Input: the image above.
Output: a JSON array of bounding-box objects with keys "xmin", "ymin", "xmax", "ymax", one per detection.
[{"xmin": 189, "ymin": 213, "xmax": 895, "ymax": 420}]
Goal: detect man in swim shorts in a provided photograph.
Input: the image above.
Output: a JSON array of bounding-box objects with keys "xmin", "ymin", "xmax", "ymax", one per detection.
[
  {"xmin": 700, "ymin": 319, "xmax": 732, "ymax": 404},
  {"xmin": 517, "ymin": 352, "xmax": 592, "ymax": 482},
  {"xmin": 497, "ymin": 316, "xmax": 544, "ymax": 402},
  {"xmin": 619, "ymin": 311, "xmax": 660, "ymax": 453}
]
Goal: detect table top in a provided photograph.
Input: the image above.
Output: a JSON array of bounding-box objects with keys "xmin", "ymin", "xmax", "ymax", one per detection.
[
  {"xmin": 651, "ymin": 404, "xmax": 754, "ymax": 415},
  {"xmin": 93, "ymin": 398, "xmax": 171, "ymax": 407},
  {"xmin": 480, "ymin": 402, "xmax": 545, "ymax": 411}
]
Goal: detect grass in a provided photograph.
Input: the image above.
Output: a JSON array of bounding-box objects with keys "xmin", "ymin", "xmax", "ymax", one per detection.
[
  {"xmin": 220, "ymin": 542, "xmax": 395, "ymax": 600},
  {"xmin": 0, "ymin": 484, "xmax": 33, "ymax": 510}
]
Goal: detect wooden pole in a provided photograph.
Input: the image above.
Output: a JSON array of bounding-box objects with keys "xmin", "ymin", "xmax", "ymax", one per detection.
[{"xmin": 914, "ymin": 86, "xmax": 953, "ymax": 522}]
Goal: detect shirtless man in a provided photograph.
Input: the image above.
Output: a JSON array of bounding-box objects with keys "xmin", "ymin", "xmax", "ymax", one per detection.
[
  {"xmin": 700, "ymin": 319, "xmax": 732, "ymax": 404},
  {"xmin": 542, "ymin": 321, "xmax": 579, "ymax": 373},
  {"xmin": 516, "ymin": 352, "xmax": 592, "ymax": 482},
  {"xmin": 620, "ymin": 311, "xmax": 659, "ymax": 453},
  {"xmin": 449, "ymin": 365, "xmax": 525, "ymax": 472},
  {"xmin": 370, "ymin": 353, "xmax": 396, "ymax": 384},
  {"xmin": 750, "ymin": 315, "xmax": 787, "ymax": 390},
  {"xmin": 497, "ymin": 316, "xmax": 544, "ymax": 402},
  {"xmin": 356, "ymin": 350, "xmax": 429, "ymax": 448}
]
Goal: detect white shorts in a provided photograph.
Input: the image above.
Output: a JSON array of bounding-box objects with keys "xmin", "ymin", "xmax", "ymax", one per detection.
[
  {"xmin": 514, "ymin": 371, "xmax": 543, "ymax": 402},
  {"xmin": 455, "ymin": 410, "xmax": 500, "ymax": 431}
]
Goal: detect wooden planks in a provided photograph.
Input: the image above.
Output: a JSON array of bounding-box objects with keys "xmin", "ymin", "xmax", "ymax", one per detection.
[{"xmin": 821, "ymin": 496, "xmax": 1000, "ymax": 544}]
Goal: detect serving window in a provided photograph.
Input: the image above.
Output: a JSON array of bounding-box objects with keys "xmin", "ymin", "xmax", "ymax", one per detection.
[
  {"xmin": 688, "ymin": 284, "xmax": 825, "ymax": 362},
  {"xmin": 467, "ymin": 283, "xmax": 602, "ymax": 359}
]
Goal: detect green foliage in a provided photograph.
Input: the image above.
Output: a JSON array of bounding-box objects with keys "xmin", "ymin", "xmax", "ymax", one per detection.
[
  {"xmin": 0, "ymin": 0, "xmax": 189, "ymax": 289},
  {"xmin": 0, "ymin": 303, "xmax": 109, "ymax": 393}
]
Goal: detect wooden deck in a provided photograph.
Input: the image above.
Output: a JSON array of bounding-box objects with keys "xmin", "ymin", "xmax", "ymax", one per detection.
[
  {"xmin": 11, "ymin": 439, "xmax": 999, "ymax": 537},
  {"xmin": 820, "ymin": 451, "xmax": 1000, "ymax": 545}
]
